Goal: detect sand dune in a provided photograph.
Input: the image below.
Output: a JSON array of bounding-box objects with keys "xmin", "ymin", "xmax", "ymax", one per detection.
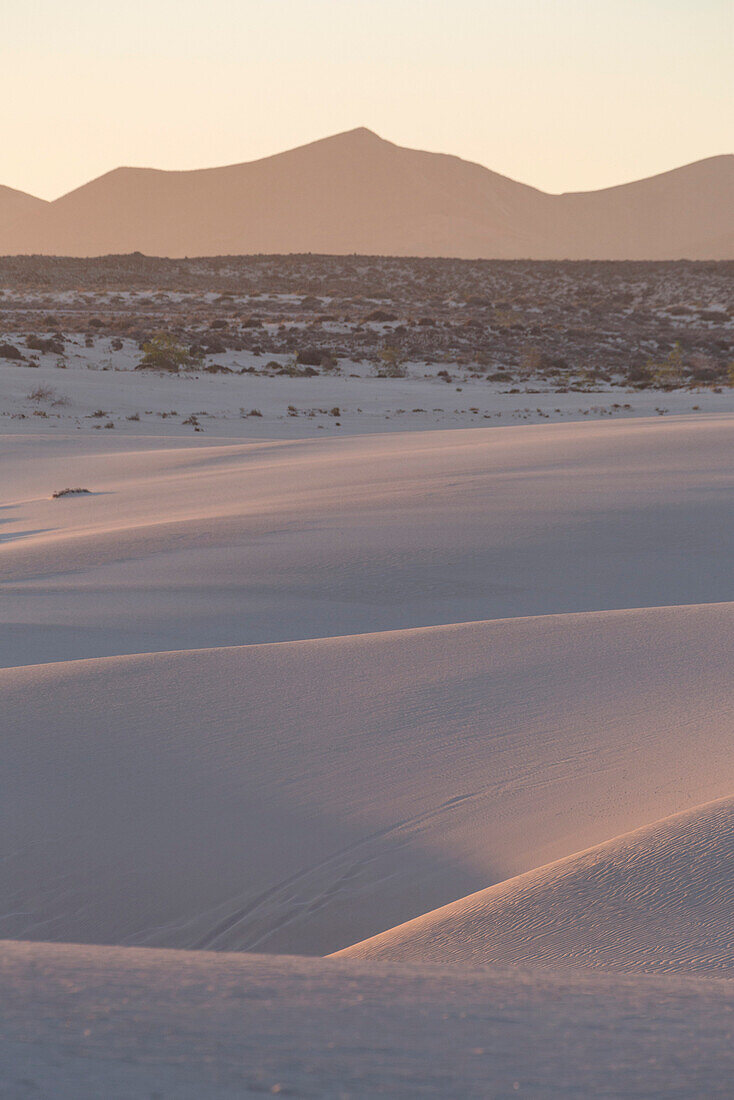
[
  {"xmin": 4, "ymin": 418, "xmax": 733, "ymax": 957},
  {"xmin": 2, "ymin": 128, "xmax": 732, "ymax": 258},
  {"xmin": 337, "ymin": 796, "xmax": 734, "ymax": 975},
  {"xmin": 2, "ymin": 603, "xmax": 733, "ymax": 955},
  {"xmin": 4, "ymin": 415, "xmax": 734, "ymax": 667},
  {"xmin": 3, "ymin": 940, "xmax": 734, "ymax": 1099},
  {"xmin": 4, "ymin": 407, "xmax": 734, "ymax": 1089}
]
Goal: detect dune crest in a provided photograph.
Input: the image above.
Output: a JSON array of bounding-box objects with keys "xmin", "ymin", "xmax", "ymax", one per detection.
[{"xmin": 337, "ymin": 795, "xmax": 734, "ymax": 975}]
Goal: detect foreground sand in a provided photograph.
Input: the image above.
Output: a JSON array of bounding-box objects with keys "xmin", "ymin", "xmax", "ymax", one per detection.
[
  {"xmin": 3, "ymin": 941, "xmax": 734, "ymax": 1099},
  {"xmin": 2, "ymin": 412, "xmax": 734, "ymax": 1092}
]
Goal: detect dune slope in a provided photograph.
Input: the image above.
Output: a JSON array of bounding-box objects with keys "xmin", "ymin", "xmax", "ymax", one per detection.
[
  {"xmin": 337, "ymin": 796, "xmax": 734, "ymax": 975},
  {"xmin": 2, "ymin": 603, "xmax": 733, "ymax": 956},
  {"xmin": 3, "ymin": 406, "xmax": 734, "ymax": 1089},
  {"xmin": 4, "ymin": 415, "xmax": 734, "ymax": 668}
]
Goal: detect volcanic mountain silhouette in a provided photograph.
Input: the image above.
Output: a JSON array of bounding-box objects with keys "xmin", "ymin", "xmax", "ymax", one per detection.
[{"xmin": 1, "ymin": 128, "xmax": 732, "ymax": 259}]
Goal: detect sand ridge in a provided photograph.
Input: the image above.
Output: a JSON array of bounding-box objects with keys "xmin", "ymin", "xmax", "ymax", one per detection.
[
  {"xmin": 2, "ymin": 602, "xmax": 733, "ymax": 955},
  {"xmin": 336, "ymin": 795, "xmax": 734, "ymax": 974}
]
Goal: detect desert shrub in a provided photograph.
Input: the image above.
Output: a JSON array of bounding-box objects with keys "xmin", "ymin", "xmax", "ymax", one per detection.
[
  {"xmin": 202, "ymin": 338, "xmax": 226, "ymax": 354},
  {"xmin": 136, "ymin": 334, "xmax": 202, "ymax": 372},
  {"xmin": 27, "ymin": 385, "xmax": 56, "ymax": 402},
  {"xmin": 26, "ymin": 335, "xmax": 64, "ymax": 355},
  {"xmin": 278, "ymin": 357, "xmax": 302, "ymax": 377},
  {"xmin": 626, "ymin": 363, "xmax": 653, "ymax": 387},
  {"xmin": 296, "ymin": 348, "xmax": 337, "ymax": 369},
  {"xmin": 690, "ymin": 367, "xmax": 719, "ymax": 385},
  {"xmin": 519, "ymin": 346, "xmax": 543, "ymax": 375},
  {"xmin": 649, "ymin": 343, "xmax": 686, "ymax": 388},
  {"xmin": 379, "ymin": 346, "xmax": 406, "ymax": 378},
  {"xmin": 0, "ymin": 343, "xmax": 24, "ymax": 360},
  {"xmin": 297, "ymin": 348, "xmax": 322, "ymax": 367}
]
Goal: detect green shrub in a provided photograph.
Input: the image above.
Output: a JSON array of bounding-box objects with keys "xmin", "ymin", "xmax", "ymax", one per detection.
[
  {"xmin": 379, "ymin": 346, "xmax": 406, "ymax": 378},
  {"xmin": 136, "ymin": 334, "xmax": 202, "ymax": 372}
]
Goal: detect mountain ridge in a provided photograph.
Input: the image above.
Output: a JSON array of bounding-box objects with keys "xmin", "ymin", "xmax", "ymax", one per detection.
[{"xmin": 1, "ymin": 128, "xmax": 732, "ymax": 259}]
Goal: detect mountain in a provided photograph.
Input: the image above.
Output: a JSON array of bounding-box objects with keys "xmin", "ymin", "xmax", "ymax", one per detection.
[
  {"xmin": 0, "ymin": 185, "xmax": 50, "ymax": 251},
  {"xmin": 1, "ymin": 128, "xmax": 732, "ymax": 259}
]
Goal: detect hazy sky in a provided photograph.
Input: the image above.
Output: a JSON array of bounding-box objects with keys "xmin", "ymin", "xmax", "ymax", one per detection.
[{"xmin": 2, "ymin": 0, "xmax": 731, "ymax": 200}]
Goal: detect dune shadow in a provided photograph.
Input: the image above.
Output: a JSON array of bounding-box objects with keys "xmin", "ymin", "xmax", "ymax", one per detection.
[
  {"xmin": 51, "ymin": 490, "xmax": 114, "ymax": 498},
  {"xmin": 1, "ymin": 717, "xmax": 494, "ymax": 957},
  {"xmin": 0, "ymin": 527, "xmax": 53, "ymax": 544},
  {"xmin": 0, "ymin": 506, "xmax": 55, "ymax": 546}
]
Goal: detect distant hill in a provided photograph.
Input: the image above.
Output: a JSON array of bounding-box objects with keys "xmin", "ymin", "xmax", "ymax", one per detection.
[
  {"xmin": 1, "ymin": 128, "xmax": 732, "ymax": 259},
  {"xmin": 0, "ymin": 185, "xmax": 49, "ymax": 248}
]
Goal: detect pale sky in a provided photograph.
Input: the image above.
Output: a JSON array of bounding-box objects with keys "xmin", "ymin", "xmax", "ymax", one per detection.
[{"xmin": 2, "ymin": 0, "xmax": 731, "ymax": 200}]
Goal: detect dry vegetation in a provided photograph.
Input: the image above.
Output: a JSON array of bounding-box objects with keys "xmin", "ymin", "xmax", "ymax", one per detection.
[{"xmin": 0, "ymin": 254, "xmax": 731, "ymax": 391}]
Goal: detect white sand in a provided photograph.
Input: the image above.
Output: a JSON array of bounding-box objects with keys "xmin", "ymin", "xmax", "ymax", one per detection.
[
  {"xmin": 337, "ymin": 795, "xmax": 734, "ymax": 974},
  {"xmin": 3, "ymin": 408, "xmax": 734, "ymax": 1091},
  {"xmin": 3, "ymin": 603, "xmax": 733, "ymax": 955},
  {"xmin": 3, "ymin": 940, "xmax": 734, "ymax": 1099},
  {"xmin": 4, "ymin": 415, "xmax": 734, "ymax": 667},
  {"xmin": 2, "ymin": 345, "xmax": 734, "ymax": 441}
]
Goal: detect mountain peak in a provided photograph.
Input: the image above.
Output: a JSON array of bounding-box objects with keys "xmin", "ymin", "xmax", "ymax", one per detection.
[
  {"xmin": 326, "ymin": 126, "xmax": 386, "ymax": 146},
  {"xmin": 343, "ymin": 126, "xmax": 381, "ymax": 139}
]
